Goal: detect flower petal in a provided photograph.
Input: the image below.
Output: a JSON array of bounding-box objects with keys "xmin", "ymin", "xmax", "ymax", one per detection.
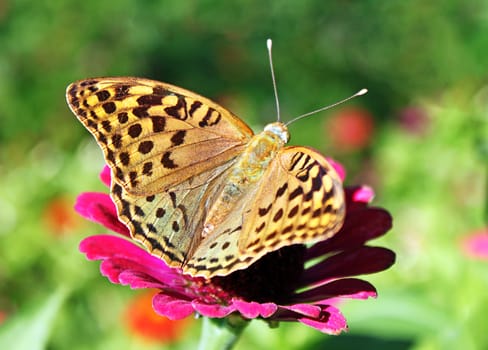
[
  {"xmin": 192, "ymin": 301, "xmax": 236, "ymax": 318},
  {"xmin": 232, "ymin": 299, "xmax": 278, "ymax": 319},
  {"xmin": 100, "ymin": 165, "xmax": 111, "ymax": 187},
  {"xmin": 75, "ymin": 192, "xmax": 129, "ymax": 236},
  {"xmin": 273, "ymin": 304, "xmax": 347, "ymax": 334},
  {"xmin": 327, "ymin": 158, "xmax": 346, "ymax": 181},
  {"xmin": 306, "ymin": 208, "xmax": 393, "ymax": 259},
  {"xmin": 282, "ymin": 303, "xmax": 322, "ymax": 318},
  {"xmin": 300, "ymin": 247, "xmax": 395, "ymax": 287},
  {"xmin": 291, "ymin": 278, "xmax": 377, "ymax": 303},
  {"xmin": 79, "ymin": 235, "xmax": 185, "ymax": 285},
  {"xmin": 297, "ymin": 305, "xmax": 347, "ymax": 335},
  {"xmin": 344, "ymin": 186, "xmax": 375, "ymax": 212},
  {"xmin": 118, "ymin": 269, "xmax": 169, "ymax": 289},
  {"xmin": 153, "ymin": 293, "xmax": 194, "ymax": 320}
]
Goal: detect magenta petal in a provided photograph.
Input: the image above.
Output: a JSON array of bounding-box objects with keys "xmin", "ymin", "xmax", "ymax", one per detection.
[
  {"xmin": 282, "ymin": 303, "xmax": 322, "ymax": 318},
  {"xmin": 98, "ymin": 258, "xmax": 128, "ymax": 283},
  {"xmin": 153, "ymin": 293, "xmax": 194, "ymax": 320},
  {"xmin": 327, "ymin": 158, "xmax": 346, "ymax": 181},
  {"xmin": 291, "ymin": 278, "xmax": 377, "ymax": 303},
  {"xmin": 118, "ymin": 270, "xmax": 167, "ymax": 289},
  {"xmin": 345, "ymin": 186, "xmax": 374, "ymax": 212},
  {"xmin": 351, "ymin": 185, "xmax": 375, "ymax": 203},
  {"xmin": 232, "ymin": 299, "xmax": 278, "ymax": 319},
  {"xmin": 99, "ymin": 258, "xmax": 167, "ymax": 289},
  {"xmin": 301, "ymin": 247, "xmax": 395, "ymax": 287},
  {"xmin": 255, "ymin": 302, "xmax": 278, "ymax": 318},
  {"xmin": 298, "ymin": 305, "xmax": 347, "ymax": 335},
  {"xmin": 80, "ymin": 234, "xmax": 146, "ymax": 260},
  {"xmin": 274, "ymin": 304, "xmax": 348, "ymax": 334},
  {"xmin": 192, "ymin": 301, "xmax": 236, "ymax": 318},
  {"xmin": 75, "ymin": 192, "xmax": 129, "ymax": 236},
  {"xmin": 79, "ymin": 235, "xmax": 183, "ymax": 284},
  {"xmin": 306, "ymin": 208, "xmax": 393, "ymax": 259},
  {"xmin": 100, "ymin": 165, "xmax": 111, "ymax": 187}
]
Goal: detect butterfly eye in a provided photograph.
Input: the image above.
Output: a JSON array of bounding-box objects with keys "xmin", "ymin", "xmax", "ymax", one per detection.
[{"xmin": 264, "ymin": 122, "xmax": 289, "ymax": 144}]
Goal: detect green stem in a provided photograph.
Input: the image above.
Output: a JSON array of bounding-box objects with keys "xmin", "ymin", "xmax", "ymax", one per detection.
[{"xmin": 197, "ymin": 316, "xmax": 248, "ymax": 350}]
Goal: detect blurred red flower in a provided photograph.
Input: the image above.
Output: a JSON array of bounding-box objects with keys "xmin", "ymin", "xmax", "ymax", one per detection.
[
  {"xmin": 326, "ymin": 107, "xmax": 374, "ymax": 152},
  {"xmin": 43, "ymin": 196, "xmax": 81, "ymax": 235},
  {"xmin": 125, "ymin": 290, "xmax": 192, "ymax": 343},
  {"xmin": 0, "ymin": 311, "xmax": 7, "ymax": 325}
]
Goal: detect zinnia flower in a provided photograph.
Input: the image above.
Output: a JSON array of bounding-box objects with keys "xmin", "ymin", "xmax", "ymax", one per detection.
[{"xmin": 76, "ymin": 165, "xmax": 394, "ymax": 335}]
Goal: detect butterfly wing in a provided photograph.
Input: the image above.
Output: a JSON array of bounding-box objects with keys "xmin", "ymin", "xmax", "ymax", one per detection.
[
  {"xmin": 66, "ymin": 77, "xmax": 254, "ymax": 196},
  {"xmin": 67, "ymin": 77, "xmax": 255, "ymax": 274},
  {"xmin": 183, "ymin": 146, "xmax": 345, "ymax": 278},
  {"xmin": 239, "ymin": 146, "xmax": 345, "ymax": 255}
]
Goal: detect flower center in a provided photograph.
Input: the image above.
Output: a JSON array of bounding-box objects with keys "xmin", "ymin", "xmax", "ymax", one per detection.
[{"xmin": 211, "ymin": 245, "xmax": 307, "ymax": 304}]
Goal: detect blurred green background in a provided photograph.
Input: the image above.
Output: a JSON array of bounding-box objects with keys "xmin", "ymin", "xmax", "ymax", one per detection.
[{"xmin": 0, "ymin": 1, "xmax": 487, "ymax": 349}]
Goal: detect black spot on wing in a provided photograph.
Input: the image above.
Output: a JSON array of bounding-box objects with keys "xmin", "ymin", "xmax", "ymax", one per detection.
[
  {"xmin": 289, "ymin": 152, "xmax": 304, "ymax": 171},
  {"xmin": 137, "ymin": 95, "xmax": 162, "ymax": 106},
  {"xmin": 258, "ymin": 203, "xmax": 272, "ymax": 216},
  {"xmin": 114, "ymin": 85, "xmax": 130, "ymax": 99},
  {"xmin": 118, "ymin": 112, "xmax": 129, "ymax": 123},
  {"xmin": 133, "ymin": 106, "xmax": 149, "ymax": 118},
  {"xmin": 128, "ymin": 124, "xmax": 142, "ymax": 138},
  {"xmin": 164, "ymin": 95, "xmax": 187, "ymax": 120},
  {"xmin": 119, "ymin": 152, "xmax": 130, "ymax": 166},
  {"xmin": 273, "ymin": 209, "xmax": 283, "ymax": 222},
  {"xmin": 289, "ymin": 187, "xmax": 303, "ymax": 200},
  {"xmin": 161, "ymin": 152, "xmax": 177, "ymax": 169},
  {"xmin": 189, "ymin": 101, "xmax": 202, "ymax": 116},
  {"xmin": 138, "ymin": 140, "xmax": 154, "ymax": 154},
  {"xmin": 276, "ymin": 183, "xmax": 288, "ymax": 198},
  {"xmin": 96, "ymin": 90, "xmax": 110, "ymax": 102},
  {"xmin": 170, "ymin": 130, "xmax": 186, "ymax": 146},
  {"xmin": 112, "ymin": 134, "xmax": 122, "ymax": 148},
  {"xmin": 311, "ymin": 170, "xmax": 323, "ymax": 192},
  {"xmin": 142, "ymin": 162, "xmax": 153, "ymax": 176},
  {"xmin": 101, "ymin": 120, "xmax": 112, "ymax": 132},
  {"xmin": 151, "ymin": 116, "xmax": 166, "ymax": 132},
  {"xmin": 102, "ymin": 102, "xmax": 116, "ymax": 114}
]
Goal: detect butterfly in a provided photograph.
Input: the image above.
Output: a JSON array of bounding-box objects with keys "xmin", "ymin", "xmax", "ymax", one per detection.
[{"xmin": 66, "ymin": 77, "xmax": 345, "ymax": 278}]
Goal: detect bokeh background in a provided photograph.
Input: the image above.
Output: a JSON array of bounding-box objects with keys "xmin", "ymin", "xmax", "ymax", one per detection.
[{"xmin": 0, "ymin": 1, "xmax": 487, "ymax": 349}]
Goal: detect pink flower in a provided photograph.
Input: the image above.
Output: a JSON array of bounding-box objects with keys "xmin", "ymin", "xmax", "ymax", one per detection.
[
  {"xmin": 397, "ymin": 106, "xmax": 430, "ymax": 136},
  {"xmin": 76, "ymin": 165, "xmax": 394, "ymax": 335},
  {"xmin": 460, "ymin": 228, "xmax": 488, "ymax": 260}
]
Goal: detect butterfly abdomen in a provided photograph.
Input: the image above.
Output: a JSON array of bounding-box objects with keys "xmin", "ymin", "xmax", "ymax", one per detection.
[{"xmin": 202, "ymin": 123, "xmax": 288, "ymax": 238}]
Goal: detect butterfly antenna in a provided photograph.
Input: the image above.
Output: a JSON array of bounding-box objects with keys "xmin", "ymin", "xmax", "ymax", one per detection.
[
  {"xmin": 285, "ymin": 88, "xmax": 368, "ymax": 126},
  {"xmin": 267, "ymin": 39, "xmax": 281, "ymax": 122}
]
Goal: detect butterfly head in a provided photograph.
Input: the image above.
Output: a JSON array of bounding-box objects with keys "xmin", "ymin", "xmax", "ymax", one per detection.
[{"xmin": 264, "ymin": 122, "xmax": 289, "ymax": 144}]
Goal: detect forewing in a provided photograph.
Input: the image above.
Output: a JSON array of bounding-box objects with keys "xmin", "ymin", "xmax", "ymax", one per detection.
[
  {"xmin": 66, "ymin": 77, "xmax": 254, "ymax": 196},
  {"xmin": 239, "ymin": 146, "xmax": 345, "ymax": 255}
]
